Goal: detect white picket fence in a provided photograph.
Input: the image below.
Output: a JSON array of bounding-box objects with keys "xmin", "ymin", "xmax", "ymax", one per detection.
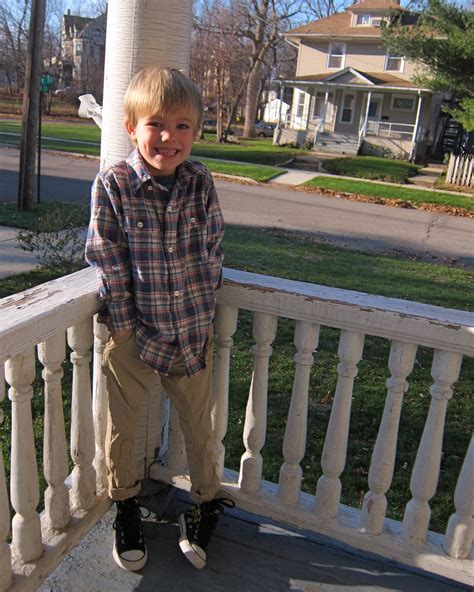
[{"xmin": 445, "ymin": 153, "xmax": 474, "ymax": 188}]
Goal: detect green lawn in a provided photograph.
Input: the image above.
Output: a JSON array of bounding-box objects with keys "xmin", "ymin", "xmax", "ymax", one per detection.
[
  {"xmin": 322, "ymin": 155, "xmax": 420, "ymax": 183},
  {"xmin": 1, "ymin": 120, "xmax": 472, "ymax": 211},
  {"xmin": 1, "ymin": 224, "xmax": 472, "ymax": 534},
  {"xmin": 305, "ymin": 176, "xmax": 474, "ymax": 212}
]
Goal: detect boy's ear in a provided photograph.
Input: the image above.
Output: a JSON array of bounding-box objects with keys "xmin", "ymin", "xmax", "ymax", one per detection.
[{"xmin": 125, "ymin": 120, "xmax": 137, "ymax": 143}]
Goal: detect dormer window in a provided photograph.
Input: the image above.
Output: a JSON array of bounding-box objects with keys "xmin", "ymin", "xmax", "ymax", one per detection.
[
  {"xmin": 356, "ymin": 14, "xmax": 371, "ymax": 26},
  {"xmin": 385, "ymin": 52, "xmax": 404, "ymax": 72},
  {"xmin": 327, "ymin": 43, "xmax": 346, "ymax": 70}
]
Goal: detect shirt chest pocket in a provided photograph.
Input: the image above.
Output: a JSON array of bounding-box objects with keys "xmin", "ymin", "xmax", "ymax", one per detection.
[
  {"xmin": 180, "ymin": 203, "xmax": 208, "ymax": 256},
  {"xmin": 124, "ymin": 213, "xmax": 162, "ymax": 265}
]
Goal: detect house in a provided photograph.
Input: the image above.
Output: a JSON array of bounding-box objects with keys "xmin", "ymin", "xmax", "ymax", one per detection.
[
  {"xmin": 275, "ymin": 0, "xmax": 439, "ymax": 161},
  {"xmin": 59, "ymin": 9, "xmax": 106, "ymax": 98}
]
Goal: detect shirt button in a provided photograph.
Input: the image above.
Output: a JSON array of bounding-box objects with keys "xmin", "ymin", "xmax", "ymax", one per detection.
[
  {"xmin": 168, "ymin": 205, "xmax": 173, "ymax": 211},
  {"xmin": 190, "ymin": 217, "xmax": 196, "ymax": 223},
  {"xmin": 168, "ymin": 247, "xmax": 174, "ymax": 253},
  {"xmin": 174, "ymin": 290, "xmax": 180, "ymax": 297},
  {"xmin": 137, "ymin": 221, "xmax": 144, "ymax": 228},
  {"xmin": 147, "ymin": 185, "xmax": 153, "ymax": 191},
  {"xmin": 178, "ymin": 327, "xmax": 184, "ymax": 333}
]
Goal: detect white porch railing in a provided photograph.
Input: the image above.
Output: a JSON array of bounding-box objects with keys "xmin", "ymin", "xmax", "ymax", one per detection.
[
  {"xmin": 366, "ymin": 121, "xmax": 415, "ymax": 140},
  {"xmin": 1, "ymin": 268, "xmax": 473, "ymax": 590}
]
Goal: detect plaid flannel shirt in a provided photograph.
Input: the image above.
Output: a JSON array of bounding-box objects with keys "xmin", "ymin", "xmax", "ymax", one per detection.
[{"xmin": 85, "ymin": 148, "xmax": 224, "ymax": 377}]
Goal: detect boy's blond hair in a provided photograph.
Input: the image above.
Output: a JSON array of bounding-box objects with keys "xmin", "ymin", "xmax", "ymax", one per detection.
[{"xmin": 124, "ymin": 67, "xmax": 203, "ymax": 132}]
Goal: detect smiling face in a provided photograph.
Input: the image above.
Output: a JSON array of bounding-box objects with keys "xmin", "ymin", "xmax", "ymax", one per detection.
[{"xmin": 126, "ymin": 109, "xmax": 195, "ymax": 176}]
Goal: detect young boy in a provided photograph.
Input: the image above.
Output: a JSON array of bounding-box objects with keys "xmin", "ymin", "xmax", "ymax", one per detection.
[{"xmin": 85, "ymin": 67, "xmax": 230, "ymax": 573}]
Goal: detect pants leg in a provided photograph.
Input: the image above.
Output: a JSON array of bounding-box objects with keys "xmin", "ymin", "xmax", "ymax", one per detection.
[
  {"xmin": 102, "ymin": 332, "xmax": 160, "ymax": 501},
  {"xmin": 161, "ymin": 333, "xmax": 220, "ymax": 504}
]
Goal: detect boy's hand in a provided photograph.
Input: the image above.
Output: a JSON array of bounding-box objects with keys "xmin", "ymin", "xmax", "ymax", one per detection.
[{"xmin": 111, "ymin": 329, "xmax": 133, "ymax": 343}]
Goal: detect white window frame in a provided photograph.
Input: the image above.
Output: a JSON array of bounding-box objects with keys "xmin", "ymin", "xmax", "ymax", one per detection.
[
  {"xmin": 391, "ymin": 94, "xmax": 415, "ymax": 111},
  {"xmin": 340, "ymin": 92, "xmax": 355, "ymax": 124},
  {"xmin": 356, "ymin": 14, "xmax": 371, "ymax": 26},
  {"xmin": 296, "ymin": 90, "xmax": 306, "ymax": 118},
  {"xmin": 327, "ymin": 42, "xmax": 346, "ymax": 70},
  {"xmin": 385, "ymin": 53, "xmax": 405, "ymax": 73}
]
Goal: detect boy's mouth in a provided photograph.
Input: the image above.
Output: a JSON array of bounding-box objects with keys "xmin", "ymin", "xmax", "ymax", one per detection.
[{"xmin": 155, "ymin": 148, "xmax": 179, "ymax": 156}]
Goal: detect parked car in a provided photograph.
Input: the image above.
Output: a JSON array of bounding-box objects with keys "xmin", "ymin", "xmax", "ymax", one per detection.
[{"xmin": 255, "ymin": 122, "xmax": 275, "ymax": 138}]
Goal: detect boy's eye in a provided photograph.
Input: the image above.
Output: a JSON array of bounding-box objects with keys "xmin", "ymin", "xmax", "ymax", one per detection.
[{"xmin": 177, "ymin": 123, "xmax": 191, "ymax": 129}]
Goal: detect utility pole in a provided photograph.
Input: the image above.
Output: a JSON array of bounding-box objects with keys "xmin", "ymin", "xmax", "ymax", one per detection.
[{"xmin": 17, "ymin": 0, "xmax": 46, "ymax": 211}]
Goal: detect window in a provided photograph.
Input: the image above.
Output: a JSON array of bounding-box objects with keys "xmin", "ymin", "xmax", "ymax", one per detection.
[
  {"xmin": 385, "ymin": 53, "xmax": 404, "ymax": 72},
  {"xmin": 296, "ymin": 91, "xmax": 306, "ymax": 117},
  {"xmin": 371, "ymin": 17, "xmax": 382, "ymax": 27},
  {"xmin": 74, "ymin": 41, "xmax": 82, "ymax": 54},
  {"xmin": 356, "ymin": 14, "xmax": 371, "ymax": 26},
  {"xmin": 312, "ymin": 92, "xmax": 333, "ymax": 118},
  {"xmin": 340, "ymin": 93, "xmax": 355, "ymax": 123},
  {"xmin": 391, "ymin": 95, "xmax": 415, "ymax": 111},
  {"xmin": 327, "ymin": 43, "xmax": 346, "ymax": 69}
]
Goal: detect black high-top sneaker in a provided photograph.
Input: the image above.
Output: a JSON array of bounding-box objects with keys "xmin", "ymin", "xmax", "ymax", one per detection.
[
  {"xmin": 178, "ymin": 498, "xmax": 235, "ymax": 569},
  {"xmin": 112, "ymin": 497, "xmax": 148, "ymax": 571}
]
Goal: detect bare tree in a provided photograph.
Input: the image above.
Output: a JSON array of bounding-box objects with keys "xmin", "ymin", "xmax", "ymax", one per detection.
[
  {"xmin": 0, "ymin": 2, "xmax": 29, "ymax": 93},
  {"xmin": 238, "ymin": 0, "xmax": 301, "ymax": 138}
]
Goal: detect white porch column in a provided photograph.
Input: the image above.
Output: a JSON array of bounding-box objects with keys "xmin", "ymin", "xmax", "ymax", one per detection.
[
  {"xmin": 101, "ymin": 0, "xmax": 194, "ymax": 168},
  {"xmin": 361, "ymin": 90, "xmax": 371, "ymax": 141},
  {"xmin": 410, "ymin": 91, "xmax": 422, "ymax": 162}
]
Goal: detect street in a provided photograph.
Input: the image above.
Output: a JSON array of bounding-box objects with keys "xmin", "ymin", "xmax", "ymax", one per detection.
[{"xmin": 1, "ymin": 145, "xmax": 473, "ymax": 268}]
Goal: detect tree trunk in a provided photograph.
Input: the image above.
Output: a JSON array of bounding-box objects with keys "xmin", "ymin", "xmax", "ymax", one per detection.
[
  {"xmin": 17, "ymin": 0, "xmax": 46, "ymax": 211},
  {"xmin": 243, "ymin": 65, "xmax": 262, "ymax": 138}
]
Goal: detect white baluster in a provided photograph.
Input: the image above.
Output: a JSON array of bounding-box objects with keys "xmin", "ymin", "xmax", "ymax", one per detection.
[
  {"xmin": 402, "ymin": 350, "xmax": 463, "ymax": 544},
  {"xmin": 444, "ymin": 436, "xmax": 473, "ymax": 558},
  {"xmin": 38, "ymin": 334, "xmax": 70, "ymax": 531},
  {"xmin": 361, "ymin": 341, "xmax": 417, "ymax": 534},
  {"xmin": 92, "ymin": 317, "xmax": 109, "ymax": 496},
  {"xmin": 212, "ymin": 304, "xmax": 239, "ymax": 476},
  {"xmin": 6, "ymin": 350, "xmax": 42, "ymax": 562},
  {"xmin": 0, "ymin": 363, "xmax": 12, "ymax": 591},
  {"xmin": 68, "ymin": 320, "xmax": 96, "ymax": 511},
  {"xmin": 239, "ymin": 313, "xmax": 278, "ymax": 494},
  {"xmin": 314, "ymin": 330, "xmax": 364, "ymax": 519},
  {"xmin": 278, "ymin": 322, "xmax": 319, "ymax": 506}
]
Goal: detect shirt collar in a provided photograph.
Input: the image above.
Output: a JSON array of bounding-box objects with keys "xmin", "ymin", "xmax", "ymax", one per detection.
[{"xmin": 126, "ymin": 148, "xmax": 204, "ymax": 193}]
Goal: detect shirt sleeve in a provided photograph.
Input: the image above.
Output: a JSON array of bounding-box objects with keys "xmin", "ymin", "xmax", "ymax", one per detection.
[
  {"xmin": 85, "ymin": 173, "xmax": 136, "ymax": 331},
  {"xmin": 205, "ymin": 175, "xmax": 225, "ymax": 290}
]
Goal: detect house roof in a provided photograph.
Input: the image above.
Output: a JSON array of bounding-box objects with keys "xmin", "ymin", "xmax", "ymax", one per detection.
[
  {"xmin": 280, "ymin": 68, "xmax": 430, "ymax": 92},
  {"xmin": 285, "ymin": 0, "xmax": 406, "ymax": 38}
]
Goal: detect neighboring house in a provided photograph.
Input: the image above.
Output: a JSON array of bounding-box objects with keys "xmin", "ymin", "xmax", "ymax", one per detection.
[
  {"xmin": 263, "ymin": 97, "xmax": 290, "ymax": 124},
  {"xmin": 276, "ymin": 0, "xmax": 440, "ymax": 160},
  {"xmin": 59, "ymin": 10, "xmax": 106, "ymax": 98}
]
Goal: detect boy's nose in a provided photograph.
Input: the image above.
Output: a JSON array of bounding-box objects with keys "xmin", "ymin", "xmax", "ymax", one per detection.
[{"xmin": 161, "ymin": 129, "xmax": 173, "ymax": 141}]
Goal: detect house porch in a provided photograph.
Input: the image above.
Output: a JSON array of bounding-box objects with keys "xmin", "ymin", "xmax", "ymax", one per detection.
[
  {"xmin": 274, "ymin": 77, "xmax": 433, "ymax": 160},
  {"xmin": 1, "ymin": 268, "xmax": 473, "ymax": 591}
]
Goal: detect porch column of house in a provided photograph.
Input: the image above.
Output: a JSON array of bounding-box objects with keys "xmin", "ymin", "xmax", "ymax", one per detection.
[
  {"xmin": 361, "ymin": 90, "xmax": 372, "ymax": 142},
  {"xmin": 100, "ymin": 0, "xmax": 194, "ymax": 169},
  {"xmin": 410, "ymin": 91, "xmax": 423, "ymax": 162},
  {"xmin": 276, "ymin": 83, "xmax": 285, "ymax": 129}
]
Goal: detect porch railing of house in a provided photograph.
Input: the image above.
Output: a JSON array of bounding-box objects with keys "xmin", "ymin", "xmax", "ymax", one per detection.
[
  {"xmin": 366, "ymin": 121, "xmax": 415, "ymax": 140},
  {"xmin": 446, "ymin": 153, "xmax": 474, "ymax": 188},
  {"xmin": 1, "ymin": 268, "xmax": 473, "ymax": 590}
]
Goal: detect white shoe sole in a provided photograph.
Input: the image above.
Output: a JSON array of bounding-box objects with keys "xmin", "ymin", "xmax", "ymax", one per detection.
[
  {"xmin": 178, "ymin": 514, "xmax": 206, "ymax": 570},
  {"xmin": 113, "ymin": 543, "xmax": 148, "ymax": 571}
]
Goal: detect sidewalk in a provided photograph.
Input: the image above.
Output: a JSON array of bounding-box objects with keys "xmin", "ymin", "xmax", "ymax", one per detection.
[{"xmin": 0, "ymin": 225, "xmax": 38, "ymax": 278}]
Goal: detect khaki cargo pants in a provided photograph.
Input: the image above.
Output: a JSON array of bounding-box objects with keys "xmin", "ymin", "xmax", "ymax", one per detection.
[{"xmin": 101, "ymin": 330, "xmax": 220, "ymax": 504}]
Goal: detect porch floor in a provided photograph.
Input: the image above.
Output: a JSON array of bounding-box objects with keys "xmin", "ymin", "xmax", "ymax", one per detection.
[{"xmin": 39, "ymin": 482, "xmax": 469, "ymax": 592}]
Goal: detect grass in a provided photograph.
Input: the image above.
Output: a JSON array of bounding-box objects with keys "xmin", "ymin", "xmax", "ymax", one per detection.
[
  {"xmin": 1, "ymin": 224, "xmax": 472, "ymax": 535},
  {"xmin": 305, "ymin": 176, "xmax": 474, "ymax": 212},
  {"xmin": 199, "ymin": 157, "xmax": 282, "ymax": 182},
  {"xmin": 0, "ymin": 201, "xmax": 90, "ymax": 229},
  {"xmin": 322, "ymin": 155, "xmax": 420, "ymax": 183}
]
